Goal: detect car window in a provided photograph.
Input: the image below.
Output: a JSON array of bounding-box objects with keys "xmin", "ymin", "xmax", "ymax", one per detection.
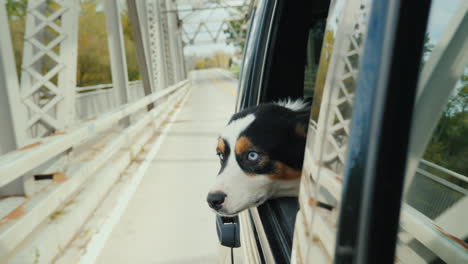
[
  {"xmin": 395, "ymin": 1, "xmax": 468, "ymax": 263},
  {"xmin": 303, "ymin": 20, "xmax": 326, "ymax": 99},
  {"xmin": 292, "ymin": 0, "xmax": 371, "ymax": 262}
]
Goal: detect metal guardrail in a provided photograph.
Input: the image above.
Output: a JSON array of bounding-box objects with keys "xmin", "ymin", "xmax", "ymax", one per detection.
[
  {"xmin": 0, "ymin": 80, "xmax": 188, "ymax": 259},
  {"xmin": 76, "ymin": 81, "xmax": 143, "ymax": 96},
  {"xmin": 76, "ymin": 81, "xmax": 146, "ymax": 120},
  {"xmin": 0, "ymin": 80, "xmax": 188, "ymax": 187},
  {"xmin": 407, "ymin": 160, "xmax": 467, "ymax": 220}
]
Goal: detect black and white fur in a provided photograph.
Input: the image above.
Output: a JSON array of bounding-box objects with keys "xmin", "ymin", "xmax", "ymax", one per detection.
[{"xmin": 207, "ymin": 98, "xmax": 311, "ymax": 216}]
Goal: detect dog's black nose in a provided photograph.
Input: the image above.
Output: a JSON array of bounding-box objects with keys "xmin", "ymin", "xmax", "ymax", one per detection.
[{"xmin": 207, "ymin": 192, "xmax": 226, "ymax": 210}]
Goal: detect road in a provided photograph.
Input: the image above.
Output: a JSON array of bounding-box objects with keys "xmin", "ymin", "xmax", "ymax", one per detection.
[{"xmin": 95, "ymin": 69, "xmax": 238, "ymax": 264}]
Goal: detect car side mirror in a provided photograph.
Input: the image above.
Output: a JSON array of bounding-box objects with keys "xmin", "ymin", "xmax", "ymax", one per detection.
[{"xmin": 216, "ymin": 215, "xmax": 241, "ymax": 248}]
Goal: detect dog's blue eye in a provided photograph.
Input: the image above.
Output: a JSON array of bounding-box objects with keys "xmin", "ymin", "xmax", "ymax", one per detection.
[{"xmin": 247, "ymin": 152, "xmax": 259, "ymax": 161}]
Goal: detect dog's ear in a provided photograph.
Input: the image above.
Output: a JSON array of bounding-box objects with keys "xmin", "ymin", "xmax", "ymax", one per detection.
[{"xmin": 293, "ymin": 110, "xmax": 311, "ymax": 138}]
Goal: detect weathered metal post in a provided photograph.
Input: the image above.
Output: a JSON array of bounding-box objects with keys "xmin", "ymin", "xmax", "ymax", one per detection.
[
  {"xmin": 0, "ymin": 2, "xmax": 25, "ymax": 196},
  {"xmin": 104, "ymin": 0, "xmax": 131, "ymax": 107},
  {"xmin": 159, "ymin": 0, "xmax": 175, "ymax": 86},
  {"xmin": 146, "ymin": 0, "xmax": 168, "ymax": 90},
  {"xmin": 127, "ymin": 0, "xmax": 154, "ymax": 110},
  {"xmin": 0, "ymin": 0, "xmax": 80, "ymax": 196},
  {"xmin": 165, "ymin": 0, "xmax": 185, "ymax": 82}
]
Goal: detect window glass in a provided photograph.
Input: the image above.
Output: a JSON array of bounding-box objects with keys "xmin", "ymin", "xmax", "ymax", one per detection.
[
  {"xmin": 303, "ymin": 20, "xmax": 326, "ymax": 98},
  {"xmin": 292, "ymin": 0, "xmax": 371, "ymax": 262},
  {"xmin": 395, "ymin": 1, "xmax": 468, "ymax": 263}
]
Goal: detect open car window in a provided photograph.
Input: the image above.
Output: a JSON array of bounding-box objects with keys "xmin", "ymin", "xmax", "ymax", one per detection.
[
  {"xmin": 225, "ymin": 0, "xmax": 466, "ymax": 263},
  {"xmin": 233, "ymin": 0, "xmax": 331, "ymax": 263}
]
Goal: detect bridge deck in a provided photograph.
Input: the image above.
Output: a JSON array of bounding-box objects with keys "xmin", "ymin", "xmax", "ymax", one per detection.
[{"xmin": 90, "ymin": 69, "xmax": 237, "ymax": 263}]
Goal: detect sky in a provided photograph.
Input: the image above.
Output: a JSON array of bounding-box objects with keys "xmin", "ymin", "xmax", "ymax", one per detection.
[
  {"xmin": 177, "ymin": 1, "xmax": 246, "ymax": 56},
  {"xmin": 425, "ymin": 0, "xmax": 464, "ymax": 44},
  {"xmin": 178, "ymin": 0, "xmax": 466, "ymax": 56}
]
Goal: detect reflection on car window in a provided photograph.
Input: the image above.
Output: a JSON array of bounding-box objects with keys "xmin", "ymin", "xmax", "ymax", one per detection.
[
  {"xmin": 303, "ymin": 20, "xmax": 326, "ymax": 98},
  {"xmin": 396, "ymin": 0, "xmax": 468, "ymax": 263},
  {"xmin": 292, "ymin": 0, "xmax": 371, "ymax": 262}
]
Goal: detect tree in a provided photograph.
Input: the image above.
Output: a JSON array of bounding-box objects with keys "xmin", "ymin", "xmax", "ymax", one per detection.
[
  {"xmin": 5, "ymin": 0, "xmax": 27, "ymax": 19},
  {"xmin": 121, "ymin": 12, "xmax": 140, "ymax": 81},
  {"xmin": 223, "ymin": 6, "xmax": 249, "ymax": 51},
  {"xmin": 311, "ymin": 30, "xmax": 335, "ymax": 120},
  {"xmin": 6, "ymin": 0, "xmax": 27, "ymax": 77},
  {"xmin": 424, "ymin": 74, "xmax": 468, "ymax": 178},
  {"xmin": 76, "ymin": 0, "xmax": 140, "ymax": 86},
  {"xmin": 76, "ymin": 1, "xmax": 113, "ymax": 86},
  {"xmin": 421, "ymin": 33, "xmax": 434, "ymax": 66}
]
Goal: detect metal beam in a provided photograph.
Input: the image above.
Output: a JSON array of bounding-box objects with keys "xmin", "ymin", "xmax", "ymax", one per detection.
[
  {"xmin": 0, "ymin": 3, "xmax": 23, "ymax": 152},
  {"xmin": 104, "ymin": 0, "xmax": 130, "ymax": 107},
  {"xmin": 1, "ymin": 0, "xmax": 80, "ymax": 196},
  {"xmin": 0, "ymin": 2, "xmax": 26, "ymax": 196},
  {"xmin": 163, "ymin": 5, "xmax": 245, "ymax": 13},
  {"xmin": 127, "ymin": 0, "xmax": 154, "ymax": 110},
  {"xmin": 146, "ymin": 0, "xmax": 168, "ymax": 90},
  {"xmin": 159, "ymin": 0, "xmax": 175, "ymax": 85},
  {"xmin": 135, "ymin": 0, "xmax": 156, "ymax": 92},
  {"xmin": 166, "ymin": 0, "xmax": 185, "ymax": 82}
]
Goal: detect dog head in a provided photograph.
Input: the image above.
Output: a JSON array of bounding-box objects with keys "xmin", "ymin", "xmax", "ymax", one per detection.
[{"xmin": 207, "ymin": 99, "xmax": 310, "ymax": 216}]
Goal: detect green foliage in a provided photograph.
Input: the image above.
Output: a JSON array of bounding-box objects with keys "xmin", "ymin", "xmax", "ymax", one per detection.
[
  {"xmin": 7, "ymin": 0, "xmax": 140, "ymax": 87},
  {"xmin": 424, "ymin": 74, "xmax": 468, "ymax": 177},
  {"xmin": 223, "ymin": 6, "xmax": 249, "ymax": 51},
  {"xmin": 5, "ymin": 0, "xmax": 27, "ymax": 19},
  {"xmin": 7, "ymin": 8, "xmax": 25, "ymax": 77},
  {"xmin": 193, "ymin": 52, "xmax": 231, "ymax": 70},
  {"xmin": 311, "ymin": 30, "xmax": 335, "ymax": 121},
  {"xmin": 304, "ymin": 20, "xmax": 326, "ymax": 98},
  {"xmin": 77, "ymin": 1, "xmax": 140, "ymax": 86},
  {"xmin": 76, "ymin": 1, "xmax": 113, "ymax": 86},
  {"xmin": 224, "ymin": 20, "xmax": 247, "ymax": 50}
]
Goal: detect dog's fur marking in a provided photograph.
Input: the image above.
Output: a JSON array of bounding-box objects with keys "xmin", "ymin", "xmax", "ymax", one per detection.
[
  {"xmin": 235, "ymin": 136, "xmax": 252, "ymax": 155},
  {"xmin": 295, "ymin": 123, "xmax": 308, "ymax": 137},
  {"xmin": 222, "ymin": 114, "xmax": 255, "ymax": 142},
  {"xmin": 208, "ymin": 100, "xmax": 311, "ymax": 216},
  {"xmin": 217, "ymin": 138, "xmax": 225, "ymax": 153},
  {"xmin": 271, "ymin": 161, "xmax": 302, "ymax": 180},
  {"xmin": 275, "ymin": 97, "xmax": 310, "ymax": 112}
]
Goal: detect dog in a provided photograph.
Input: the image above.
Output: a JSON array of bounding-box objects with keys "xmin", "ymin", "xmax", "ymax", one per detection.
[{"xmin": 207, "ymin": 98, "xmax": 311, "ymax": 216}]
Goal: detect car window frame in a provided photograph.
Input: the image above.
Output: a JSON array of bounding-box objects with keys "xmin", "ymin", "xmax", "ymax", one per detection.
[
  {"xmin": 334, "ymin": 1, "xmax": 433, "ymax": 263},
  {"xmin": 234, "ymin": 0, "xmax": 331, "ymax": 263}
]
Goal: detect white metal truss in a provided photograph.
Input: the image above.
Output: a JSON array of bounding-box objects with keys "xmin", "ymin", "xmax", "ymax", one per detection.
[
  {"xmin": 312, "ymin": 2, "xmax": 367, "ymax": 174},
  {"xmin": 0, "ymin": 2, "xmax": 24, "ymax": 151},
  {"xmin": 160, "ymin": 0, "xmax": 176, "ymax": 85},
  {"xmin": 292, "ymin": 0, "xmax": 369, "ymax": 262},
  {"xmin": 104, "ymin": 0, "xmax": 130, "ymax": 106},
  {"xmin": 135, "ymin": 0, "xmax": 157, "ymax": 92},
  {"xmin": 146, "ymin": 0, "xmax": 168, "ymax": 90},
  {"xmin": 16, "ymin": 0, "xmax": 80, "ymax": 144},
  {"xmin": 175, "ymin": 0, "xmax": 254, "ymax": 46},
  {"xmin": 165, "ymin": 0, "xmax": 186, "ymax": 82}
]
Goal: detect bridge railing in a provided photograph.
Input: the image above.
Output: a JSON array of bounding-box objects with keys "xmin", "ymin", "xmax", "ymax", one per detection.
[
  {"xmin": 1, "ymin": 0, "xmax": 190, "ymax": 261},
  {"xmin": 406, "ymin": 159, "xmax": 467, "ymax": 220},
  {"xmin": 76, "ymin": 81, "xmax": 145, "ymax": 120},
  {"xmin": 0, "ymin": 80, "xmax": 189, "ymax": 260},
  {"xmin": 302, "ymin": 124, "xmax": 467, "ymax": 263}
]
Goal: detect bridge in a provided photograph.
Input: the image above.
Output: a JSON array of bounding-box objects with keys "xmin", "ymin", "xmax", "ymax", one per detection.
[
  {"xmin": 0, "ymin": 0, "xmax": 467, "ymax": 263},
  {"xmin": 0, "ymin": 0, "xmax": 244, "ymax": 263}
]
